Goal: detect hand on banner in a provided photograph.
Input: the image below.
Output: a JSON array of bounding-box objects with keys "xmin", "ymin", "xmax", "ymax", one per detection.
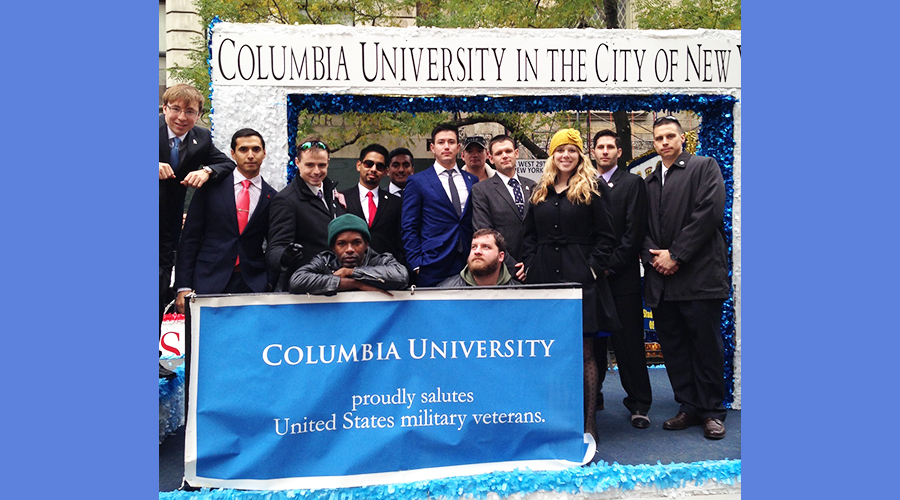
[
  {"xmin": 176, "ymin": 290, "xmax": 192, "ymax": 314},
  {"xmin": 182, "ymin": 168, "xmax": 211, "ymax": 188},
  {"xmin": 649, "ymin": 249, "xmax": 679, "ymax": 275},
  {"xmin": 159, "ymin": 162, "xmax": 175, "ymax": 180}
]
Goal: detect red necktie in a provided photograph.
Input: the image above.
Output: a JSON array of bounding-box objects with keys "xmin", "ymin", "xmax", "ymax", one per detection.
[
  {"xmin": 236, "ymin": 180, "xmax": 250, "ymax": 266},
  {"xmin": 367, "ymin": 191, "xmax": 377, "ymax": 227}
]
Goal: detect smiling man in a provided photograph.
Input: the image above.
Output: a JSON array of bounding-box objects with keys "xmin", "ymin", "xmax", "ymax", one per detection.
[
  {"xmin": 158, "ymin": 84, "xmax": 235, "ymax": 323},
  {"xmin": 438, "ymin": 229, "xmax": 520, "ymax": 288},
  {"xmin": 641, "ymin": 116, "xmax": 729, "ymax": 440},
  {"xmin": 289, "ymin": 214, "xmax": 409, "ymax": 295},
  {"xmin": 267, "ymin": 136, "xmax": 345, "ymax": 290},
  {"xmin": 341, "ymin": 144, "xmax": 406, "ymax": 267},
  {"xmin": 471, "ymin": 134, "xmax": 535, "ymax": 270},
  {"xmin": 174, "ymin": 128, "xmax": 278, "ymax": 312},
  {"xmin": 400, "ymin": 123, "xmax": 479, "ymax": 287},
  {"xmin": 387, "ymin": 147, "xmax": 415, "ymax": 196}
]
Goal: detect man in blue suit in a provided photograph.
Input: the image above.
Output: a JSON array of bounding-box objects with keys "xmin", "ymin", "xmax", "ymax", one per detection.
[
  {"xmin": 174, "ymin": 128, "xmax": 278, "ymax": 313},
  {"xmin": 401, "ymin": 123, "xmax": 479, "ymax": 287}
]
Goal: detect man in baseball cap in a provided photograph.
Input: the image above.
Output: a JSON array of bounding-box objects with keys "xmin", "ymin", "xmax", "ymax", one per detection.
[
  {"xmin": 461, "ymin": 136, "xmax": 495, "ymax": 181},
  {"xmin": 289, "ymin": 214, "xmax": 409, "ymax": 295}
]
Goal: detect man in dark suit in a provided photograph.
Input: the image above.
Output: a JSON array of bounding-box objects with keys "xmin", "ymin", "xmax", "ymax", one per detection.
[
  {"xmin": 471, "ymin": 134, "xmax": 535, "ymax": 274},
  {"xmin": 387, "ymin": 147, "xmax": 414, "ymax": 197},
  {"xmin": 591, "ymin": 129, "xmax": 653, "ymax": 429},
  {"xmin": 341, "ymin": 144, "xmax": 406, "ymax": 267},
  {"xmin": 159, "ymin": 84, "xmax": 235, "ymax": 322},
  {"xmin": 641, "ymin": 116, "xmax": 730, "ymax": 440},
  {"xmin": 401, "ymin": 123, "xmax": 479, "ymax": 287},
  {"xmin": 173, "ymin": 128, "xmax": 277, "ymax": 312},
  {"xmin": 267, "ymin": 136, "xmax": 345, "ymax": 290}
]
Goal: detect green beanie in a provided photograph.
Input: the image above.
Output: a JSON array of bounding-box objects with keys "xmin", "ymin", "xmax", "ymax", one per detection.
[{"xmin": 328, "ymin": 214, "xmax": 371, "ymax": 247}]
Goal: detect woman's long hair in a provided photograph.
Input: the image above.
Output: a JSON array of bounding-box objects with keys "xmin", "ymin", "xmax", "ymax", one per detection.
[{"xmin": 530, "ymin": 148, "xmax": 599, "ymax": 205}]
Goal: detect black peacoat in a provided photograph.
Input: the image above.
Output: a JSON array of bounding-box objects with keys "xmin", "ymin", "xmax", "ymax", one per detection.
[
  {"xmin": 266, "ymin": 176, "xmax": 345, "ymax": 290},
  {"xmin": 523, "ymin": 188, "xmax": 621, "ymax": 334},
  {"xmin": 641, "ymin": 151, "xmax": 730, "ymax": 308}
]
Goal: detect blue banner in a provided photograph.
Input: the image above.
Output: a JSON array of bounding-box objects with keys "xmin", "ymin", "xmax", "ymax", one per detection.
[{"xmin": 185, "ymin": 288, "xmax": 588, "ymax": 489}]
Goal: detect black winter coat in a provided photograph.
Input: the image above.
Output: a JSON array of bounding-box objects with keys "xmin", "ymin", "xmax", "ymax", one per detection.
[
  {"xmin": 289, "ymin": 248, "xmax": 409, "ymax": 295},
  {"xmin": 523, "ymin": 188, "xmax": 621, "ymax": 334},
  {"xmin": 641, "ymin": 151, "xmax": 730, "ymax": 307},
  {"xmin": 267, "ymin": 176, "xmax": 345, "ymax": 290}
]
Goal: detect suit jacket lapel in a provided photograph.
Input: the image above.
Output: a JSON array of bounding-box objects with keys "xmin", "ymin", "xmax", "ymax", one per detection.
[
  {"xmin": 294, "ymin": 178, "xmax": 331, "ymax": 216},
  {"xmin": 245, "ymin": 180, "xmax": 275, "ymax": 230},
  {"xmin": 179, "ymin": 128, "xmax": 197, "ymax": 172},
  {"xmin": 460, "ymin": 171, "xmax": 476, "ymax": 216},
  {"xmin": 216, "ymin": 174, "xmax": 240, "ymax": 233},
  {"xmin": 607, "ymin": 168, "xmax": 624, "ymax": 191},
  {"xmin": 345, "ymin": 186, "xmax": 364, "ymax": 218},
  {"xmin": 522, "ymin": 178, "xmax": 534, "ymax": 210},
  {"xmin": 373, "ymin": 191, "xmax": 392, "ymax": 226},
  {"xmin": 425, "ymin": 168, "xmax": 458, "ymax": 216},
  {"xmin": 492, "ymin": 176, "xmax": 521, "ymax": 219}
]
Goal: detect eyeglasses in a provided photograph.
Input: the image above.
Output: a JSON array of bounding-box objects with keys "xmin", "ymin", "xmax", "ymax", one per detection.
[
  {"xmin": 166, "ymin": 105, "xmax": 199, "ymax": 118},
  {"xmin": 299, "ymin": 141, "xmax": 328, "ymax": 152},
  {"xmin": 362, "ymin": 159, "xmax": 387, "ymax": 171}
]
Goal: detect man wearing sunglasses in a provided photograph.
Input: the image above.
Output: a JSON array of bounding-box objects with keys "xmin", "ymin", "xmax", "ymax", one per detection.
[
  {"xmin": 267, "ymin": 136, "xmax": 345, "ymax": 290},
  {"xmin": 158, "ymin": 83, "xmax": 235, "ymax": 324},
  {"xmin": 341, "ymin": 144, "xmax": 407, "ymax": 268}
]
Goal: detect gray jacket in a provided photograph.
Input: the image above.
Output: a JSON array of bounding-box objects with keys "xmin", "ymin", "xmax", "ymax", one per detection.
[{"xmin": 289, "ymin": 248, "xmax": 409, "ymax": 295}]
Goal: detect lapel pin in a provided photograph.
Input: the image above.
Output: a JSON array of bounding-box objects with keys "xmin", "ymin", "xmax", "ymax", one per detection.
[
  {"xmin": 193, "ymin": 138, "xmax": 198, "ymax": 145},
  {"xmin": 608, "ymin": 181, "xmax": 614, "ymax": 187}
]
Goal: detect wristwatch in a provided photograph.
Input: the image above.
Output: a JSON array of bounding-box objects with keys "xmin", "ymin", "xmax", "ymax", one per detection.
[
  {"xmin": 669, "ymin": 251, "xmax": 679, "ymax": 263},
  {"xmin": 201, "ymin": 166, "xmax": 213, "ymax": 176}
]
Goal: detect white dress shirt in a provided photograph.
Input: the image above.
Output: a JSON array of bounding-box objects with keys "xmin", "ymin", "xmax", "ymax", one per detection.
[
  {"xmin": 434, "ymin": 163, "xmax": 469, "ymax": 209},
  {"xmin": 358, "ymin": 184, "xmax": 379, "ymax": 222},
  {"xmin": 305, "ymin": 181, "xmax": 328, "ymax": 207},
  {"xmin": 600, "ymin": 165, "xmax": 618, "ymax": 185},
  {"xmin": 234, "ymin": 170, "xmax": 262, "ymax": 220}
]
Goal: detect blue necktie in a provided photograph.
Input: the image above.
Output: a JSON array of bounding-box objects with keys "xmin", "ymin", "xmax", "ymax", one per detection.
[
  {"xmin": 509, "ymin": 177, "xmax": 525, "ymax": 218},
  {"xmin": 170, "ymin": 137, "xmax": 181, "ymax": 172}
]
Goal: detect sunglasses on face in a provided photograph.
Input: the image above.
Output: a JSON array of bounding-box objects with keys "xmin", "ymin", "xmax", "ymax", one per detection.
[
  {"xmin": 362, "ymin": 159, "xmax": 387, "ymax": 171},
  {"xmin": 299, "ymin": 141, "xmax": 328, "ymax": 152}
]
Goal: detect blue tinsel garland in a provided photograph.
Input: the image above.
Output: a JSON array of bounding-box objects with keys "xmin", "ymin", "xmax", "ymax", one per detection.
[{"xmin": 159, "ymin": 459, "xmax": 739, "ymax": 499}]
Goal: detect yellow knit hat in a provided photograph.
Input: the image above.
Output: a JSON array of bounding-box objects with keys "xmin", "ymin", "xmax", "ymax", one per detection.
[{"xmin": 548, "ymin": 128, "xmax": 584, "ymax": 155}]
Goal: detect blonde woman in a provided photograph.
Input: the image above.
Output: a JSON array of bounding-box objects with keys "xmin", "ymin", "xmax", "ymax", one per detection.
[{"xmin": 520, "ymin": 128, "xmax": 621, "ymax": 445}]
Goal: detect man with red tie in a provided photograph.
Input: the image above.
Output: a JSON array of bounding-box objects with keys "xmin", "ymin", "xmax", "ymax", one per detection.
[
  {"xmin": 340, "ymin": 144, "xmax": 406, "ymax": 268},
  {"xmin": 174, "ymin": 128, "xmax": 278, "ymax": 312}
]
